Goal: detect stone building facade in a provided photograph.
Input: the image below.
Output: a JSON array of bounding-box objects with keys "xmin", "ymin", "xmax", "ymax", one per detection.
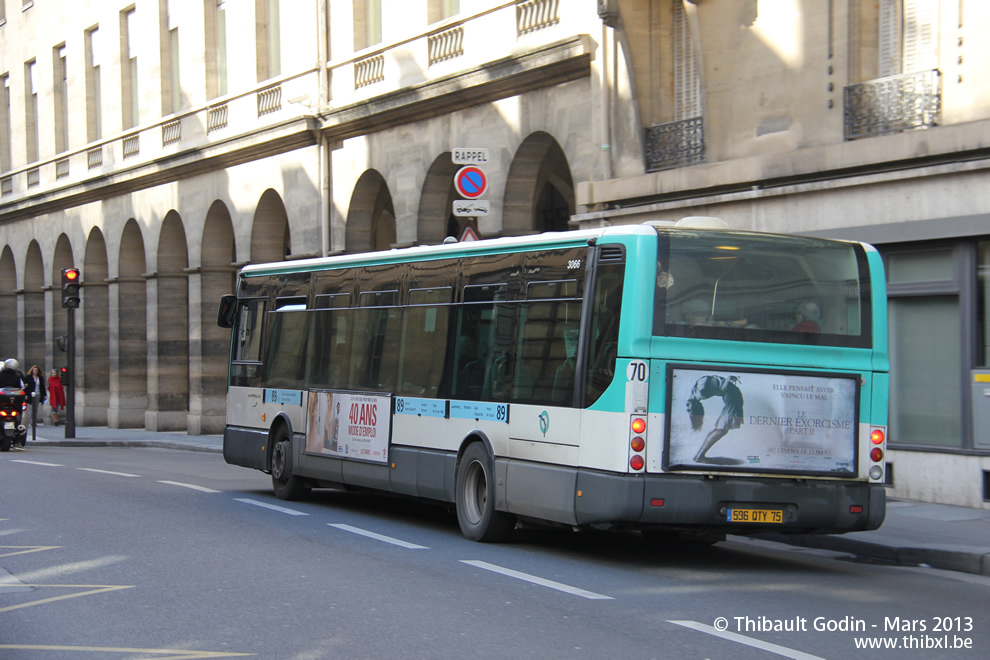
[{"xmin": 1, "ymin": 0, "xmax": 988, "ymax": 507}]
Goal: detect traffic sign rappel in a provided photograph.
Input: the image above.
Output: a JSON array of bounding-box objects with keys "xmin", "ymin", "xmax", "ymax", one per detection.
[{"xmin": 454, "ymin": 166, "xmax": 487, "ymax": 199}]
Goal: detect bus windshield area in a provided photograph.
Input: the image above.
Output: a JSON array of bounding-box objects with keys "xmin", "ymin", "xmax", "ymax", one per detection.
[{"xmin": 655, "ymin": 230, "xmax": 871, "ymax": 348}]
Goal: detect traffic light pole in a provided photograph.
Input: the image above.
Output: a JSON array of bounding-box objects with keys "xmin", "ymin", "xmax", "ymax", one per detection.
[{"xmin": 65, "ymin": 307, "xmax": 75, "ymax": 438}]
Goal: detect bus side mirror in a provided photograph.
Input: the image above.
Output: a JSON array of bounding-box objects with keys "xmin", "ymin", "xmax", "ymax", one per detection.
[{"xmin": 217, "ymin": 295, "xmax": 237, "ymax": 329}]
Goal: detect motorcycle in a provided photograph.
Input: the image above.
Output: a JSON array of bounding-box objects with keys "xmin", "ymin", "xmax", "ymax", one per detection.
[{"xmin": 0, "ymin": 387, "xmax": 28, "ymax": 451}]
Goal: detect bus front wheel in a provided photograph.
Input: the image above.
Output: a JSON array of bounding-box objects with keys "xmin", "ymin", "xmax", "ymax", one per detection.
[
  {"xmin": 270, "ymin": 428, "xmax": 310, "ymax": 501},
  {"xmin": 455, "ymin": 442, "xmax": 515, "ymax": 542}
]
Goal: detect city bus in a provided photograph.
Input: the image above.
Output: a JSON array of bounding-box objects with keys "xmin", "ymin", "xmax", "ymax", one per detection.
[{"xmin": 217, "ymin": 219, "xmax": 888, "ymax": 543}]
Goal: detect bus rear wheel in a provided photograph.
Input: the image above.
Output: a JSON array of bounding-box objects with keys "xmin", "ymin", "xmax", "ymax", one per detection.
[
  {"xmin": 455, "ymin": 442, "xmax": 515, "ymax": 542},
  {"xmin": 270, "ymin": 428, "xmax": 310, "ymax": 501}
]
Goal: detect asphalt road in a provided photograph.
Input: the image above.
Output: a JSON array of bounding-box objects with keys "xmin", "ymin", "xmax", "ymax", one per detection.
[{"xmin": 2, "ymin": 446, "xmax": 988, "ymax": 659}]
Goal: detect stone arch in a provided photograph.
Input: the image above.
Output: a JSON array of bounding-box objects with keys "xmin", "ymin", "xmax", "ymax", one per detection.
[
  {"xmin": 0, "ymin": 247, "xmax": 16, "ymax": 358},
  {"xmin": 192, "ymin": 200, "xmax": 236, "ymax": 434},
  {"xmin": 110, "ymin": 219, "xmax": 148, "ymax": 428},
  {"xmin": 251, "ymin": 188, "xmax": 291, "ymax": 264},
  {"xmin": 23, "ymin": 241, "xmax": 45, "ymax": 372},
  {"xmin": 502, "ymin": 131, "xmax": 575, "ymax": 236},
  {"xmin": 345, "ymin": 170, "xmax": 396, "ymax": 253},
  {"xmin": 81, "ymin": 228, "xmax": 110, "ymax": 425},
  {"xmin": 150, "ymin": 211, "xmax": 190, "ymax": 431},
  {"xmin": 51, "ymin": 234, "xmax": 75, "ymax": 374},
  {"xmin": 417, "ymin": 154, "xmax": 460, "ymax": 245}
]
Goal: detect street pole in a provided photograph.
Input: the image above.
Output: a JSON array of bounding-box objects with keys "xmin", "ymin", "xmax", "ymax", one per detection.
[{"xmin": 65, "ymin": 306, "xmax": 75, "ymax": 438}]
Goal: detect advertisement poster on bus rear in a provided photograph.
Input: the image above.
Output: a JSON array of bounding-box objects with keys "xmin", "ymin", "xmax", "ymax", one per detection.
[
  {"xmin": 665, "ymin": 367, "xmax": 857, "ymax": 475},
  {"xmin": 306, "ymin": 391, "xmax": 391, "ymax": 464}
]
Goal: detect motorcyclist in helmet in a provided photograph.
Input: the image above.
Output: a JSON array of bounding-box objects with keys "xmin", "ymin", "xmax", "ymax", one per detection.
[{"xmin": 0, "ymin": 358, "xmax": 24, "ymax": 389}]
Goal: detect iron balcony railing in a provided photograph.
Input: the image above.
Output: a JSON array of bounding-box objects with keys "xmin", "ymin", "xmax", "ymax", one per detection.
[
  {"xmin": 645, "ymin": 116, "xmax": 705, "ymax": 172},
  {"xmin": 844, "ymin": 69, "xmax": 941, "ymax": 140}
]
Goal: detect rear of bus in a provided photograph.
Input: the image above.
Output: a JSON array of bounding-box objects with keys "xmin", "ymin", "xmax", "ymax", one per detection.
[{"xmin": 592, "ymin": 226, "xmax": 888, "ymax": 537}]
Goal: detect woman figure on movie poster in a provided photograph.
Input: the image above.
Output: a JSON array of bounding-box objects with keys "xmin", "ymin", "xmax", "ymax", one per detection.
[{"xmin": 686, "ymin": 375, "xmax": 744, "ymax": 462}]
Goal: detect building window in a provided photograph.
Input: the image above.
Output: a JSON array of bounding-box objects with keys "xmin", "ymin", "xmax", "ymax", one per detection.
[
  {"xmin": 0, "ymin": 75, "xmax": 11, "ymax": 172},
  {"xmin": 880, "ymin": 0, "xmax": 939, "ymax": 76},
  {"xmin": 256, "ymin": 0, "xmax": 281, "ymax": 81},
  {"xmin": 164, "ymin": 0, "xmax": 181, "ymax": 116},
  {"xmin": 24, "ymin": 60, "xmax": 38, "ymax": 164},
  {"xmin": 886, "ymin": 248, "xmax": 962, "ymax": 449},
  {"xmin": 354, "ymin": 0, "xmax": 382, "ymax": 51},
  {"xmin": 979, "ymin": 242, "xmax": 990, "ymax": 367},
  {"xmin": 428, "ymin": 0, "xmax": 459, "ymax": 24},
  {"xmin": 674, "ymin": 0, "xmax": 701, "ymax": 121},
  {"xmin": 217, "ymin": 0, "xmax": 228, "ymax": 96},
  {"xmin": 86, "ymin": 26, "xmax": 102, "ymax": 141},
  {"xmin": 121, "ymin": 7, "xmax": 139, "ymax": 129},
  {"xmin": 54, "ymin": 45, "xmax": 69, "ymax": 153}
]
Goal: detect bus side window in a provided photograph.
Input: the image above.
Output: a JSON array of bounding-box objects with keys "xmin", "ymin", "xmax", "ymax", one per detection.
[{"xmin": 585, "ymin": 264, "xmax": 624, "ymax": 406}]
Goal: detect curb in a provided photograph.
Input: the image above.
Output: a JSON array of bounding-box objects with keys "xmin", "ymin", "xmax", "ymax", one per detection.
[{"xmin": 759, "ymin": 533, "xmax": 990, "ymax": 577}]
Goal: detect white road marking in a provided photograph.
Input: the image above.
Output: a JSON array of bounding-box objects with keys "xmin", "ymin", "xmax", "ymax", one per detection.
[
  {"xmin": 77, "ymin": 468, "xmax": 140, "ymax": 478},
  {"xmin": 668, "ymin": 620, "xmax": 825, "ymax": 660},
  {"xmin": 461, "ymin": 560, "xmax": 613, "ymax": 600},
  {"xmin": 158, "ymin": 480, "xmax": 221, "ymax": 493},
  {"xmin": 10, "ymin": 460, "xmax": 63, "ymax": 467},
  {"xmin": 234, "ymin": 498, "xmax": 308, "ymax": 516},
  {"xmin": 328, "ymin": 523, "xmax": 428, "ymax": 549}
]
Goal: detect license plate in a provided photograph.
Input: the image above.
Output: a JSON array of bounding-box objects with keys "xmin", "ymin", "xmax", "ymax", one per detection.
[
  {"xmin": 3, "ymin": 422, "xmax": 13, "ymax": 429},
  {"xmin": 727, "ymin": 508, "xmax": 783, "ymax": 524}
]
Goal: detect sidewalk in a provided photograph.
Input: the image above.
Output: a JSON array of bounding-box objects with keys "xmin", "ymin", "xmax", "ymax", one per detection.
[{"xmin": 20, "ymin": 423, "xmax": 990, "ymax": 577}]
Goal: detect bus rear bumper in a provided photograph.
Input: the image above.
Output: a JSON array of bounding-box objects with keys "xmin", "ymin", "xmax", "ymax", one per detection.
[{"xmin": 574, "ymin": 471, "xmax": 886, "ymax": 534}]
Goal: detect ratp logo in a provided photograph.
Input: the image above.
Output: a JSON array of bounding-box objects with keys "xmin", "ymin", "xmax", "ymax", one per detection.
[{"xmin": 538, "ymin": 411, "xmax": 550, "ymax": 437}]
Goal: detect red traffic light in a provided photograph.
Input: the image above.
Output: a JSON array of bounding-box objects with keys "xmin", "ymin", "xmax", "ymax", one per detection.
[{"xmin": 64, "ymin": 268, "xmax": 79, "ymax": 281}]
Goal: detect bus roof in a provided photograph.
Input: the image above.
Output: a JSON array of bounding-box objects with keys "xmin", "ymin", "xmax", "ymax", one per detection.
[{"xmin": 238, "ymin": 223, "xmax": 872, "ymax": 278}]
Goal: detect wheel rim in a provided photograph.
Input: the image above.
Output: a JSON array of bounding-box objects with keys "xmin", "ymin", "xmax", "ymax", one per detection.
[
  {"xmin": 463, "ymin": 460, "xmax": 486, "ymax": 525},
  {"xmin": 272, "ymin": 442, "xmax": 287, "ymax": 481}
]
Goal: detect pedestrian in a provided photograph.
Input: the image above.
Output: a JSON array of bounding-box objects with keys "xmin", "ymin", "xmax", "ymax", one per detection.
[
  {"xmin": 48, "ymin": 368, "xmax": 66, "ymax": 426},
  {"xmin": 23, "ymin": 364, "xmax": 47, "ymax": 427}
]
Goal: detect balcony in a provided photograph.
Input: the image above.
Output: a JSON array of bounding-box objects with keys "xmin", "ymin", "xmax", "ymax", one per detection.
[
  {"xmin": 844, "ymin": 69, "xmax": 941, "ymax": 141},
  {"xmin": 645, "ymin": 117, "xmax": 705, "ymax": 172}
]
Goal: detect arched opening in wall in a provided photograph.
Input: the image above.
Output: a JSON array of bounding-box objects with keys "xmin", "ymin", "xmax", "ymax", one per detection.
[
  {"xmin": 196, "ymin": 200, "xmax": 236, "ymax": 434},
  {"xmin": 51, "ymin": 235, "xmax": 74, "ymax": 374},
  {"xmin": 346, "ymin": 170, "xmax": 396, "ymax": 254},
  {"xmin": 502, "ymin": 131, "xmax": 575, "ymax": 237},
  {"xmin": 0, "ymin": 247, "xmax": 17, "ymax": 358},
  {"xmin": 23, "ymin": 242, "xmax": 45, "ymax": 373},
  {"xmin": 114, "ymin": 219, "xmax": 148, "ymax": 428},
  {"xmin": 82, "ymin": 228, "xmax": 111, "ymax": 426},
  {"xmin": 418, "ymin": 154, "xmax": 459, "ymax": 244},
  {"xmin": 251, "ymin": 189, "xmax": 291, "ymax": 264},
  {"xmin": 154, "ymin": 211, "xmax": 190, "ymax": 430}
]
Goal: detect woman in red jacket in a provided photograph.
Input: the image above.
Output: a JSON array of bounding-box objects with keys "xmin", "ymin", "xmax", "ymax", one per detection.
[{"xmin": 47, "ymin": 368, "xmax": 66, "ymax": 426}]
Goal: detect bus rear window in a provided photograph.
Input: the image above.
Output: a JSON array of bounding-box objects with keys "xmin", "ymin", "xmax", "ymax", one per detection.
[{"xmin": 655, "ymin": 231, "xmax": 871, "ymax": 348}]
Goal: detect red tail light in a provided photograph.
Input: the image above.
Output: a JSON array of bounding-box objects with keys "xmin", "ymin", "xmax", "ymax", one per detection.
[
  {"xmin": 631, "ymin": 418, "xmax": 646, "ymax": 434},
  {"xmin": 870, "ymin": 447, "xmax": 883, "ymax": 462},
  {"xmin": 630, "ymin": 436, "xmax": 645, "ymax": 452},
  {"xmin": 871, "ymin": 429, "xmax": 885, "ymax": 445},
  {"xmin": 630, "ymin": 455, "xmax": 644, "ymax": 471}
]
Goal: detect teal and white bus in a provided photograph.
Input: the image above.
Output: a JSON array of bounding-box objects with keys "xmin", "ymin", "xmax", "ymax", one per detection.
[{"xmin": 218, "ymin": 220, "xmax": 888, "ymax": 542}]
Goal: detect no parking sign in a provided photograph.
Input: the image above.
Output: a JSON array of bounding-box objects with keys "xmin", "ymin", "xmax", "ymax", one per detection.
[{"xmin": 454, "ymin": 166, "xmax": 487, "ymax": 199}]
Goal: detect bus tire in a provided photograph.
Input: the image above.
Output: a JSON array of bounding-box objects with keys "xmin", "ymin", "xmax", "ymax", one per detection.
[
  {"xmin": 455, "ymin": 442, "xmax": 515, "ymax": 542},
  {"xmin": 270, "ymin": 427, "xmax": 310, "ymax": 501}
]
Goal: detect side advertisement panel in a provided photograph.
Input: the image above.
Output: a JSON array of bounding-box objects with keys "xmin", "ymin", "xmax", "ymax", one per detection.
[
  {"xmin": 305, "ymin": 391, "xmax": 392, "ymax": 464},
  {"xmin": 665, "ymin": 366, "xmax": 858, "ymax": 475}
]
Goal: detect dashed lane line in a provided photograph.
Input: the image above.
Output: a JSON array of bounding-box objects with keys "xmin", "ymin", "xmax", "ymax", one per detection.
[
  {"xmin": 158, "ymin": 480, "xmax": 222, "ymax": 493},
  {"xmin": 77, "ymin": 468, "xmax": 141, "ymax": 478},
  {"xmin": 10, "ymin": 459, "xmax": 63, "ymax": 467},
  {"xmin": 461, "ymin": 560, "xmax": 614, "ymax": 600},
  {"xmin": 234, "ymin": 498, "xmax": 308, "ymax": 516},
  {"xmin": 668, "ymin": 620, "xmax": 825, "ymax": 660},
  {"xmin": 0, "ymin": 645, "xmax": 254, "ymax": 658},
  {"xmin": 328, "ymin": 523, "xmax": 429, "ymax": 549},
  {"xmin": 0, "ymin": 546, "xmax": 61, "ymax": 558}
]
